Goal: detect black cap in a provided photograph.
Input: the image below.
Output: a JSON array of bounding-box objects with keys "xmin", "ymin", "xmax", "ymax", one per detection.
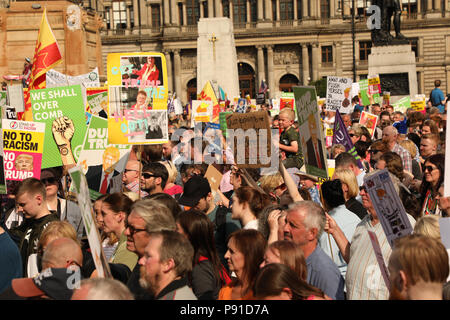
[{"xmin": 178, "ymin": 175, "xmax": 211, "ymax": 207}]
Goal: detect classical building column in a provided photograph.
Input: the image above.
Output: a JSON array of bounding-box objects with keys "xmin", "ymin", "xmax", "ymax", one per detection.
[
  {"xmin": 148, "ymin": 4, "xmax": 153, "ymax": 28},
  {"xmin": 343, "ymin": 0, "xmax": 350, "ymax": 17},
  {"xmin": 164, "ymin": 50, "xmax": 173, "ymax": 93},
  {"xmin": 208, "ymin": 0, "xmax": 214, "ymax": 17},
  {"xmin": 302, "ymin": 43, "xmax": 310, "ymax": 85},
  {"xmin": 276, "ymin": 0, "xmax": 280, "ymax": 21},
  {"xmin": 417, "ymin": 0, "xmax": 422, "ymax": 14},
  {"xmin": 257, "ymin": 0, "xmax": 263, "ymax": 21},
  {"xmin": 257, "ymin": 45, "xmax": 266, "ymax": 86},
  {"xmin": 427, "ymin": 0, "xmax": 432, "ymax": 12},
  {"xmin": 132, "ymin": 0, "xmax": 139, "ymax": 28},
  {"xmin": 434, "ymin": 0, "xmax": 441, "ymax": 11},
  {"xmin": 312, "ymin": 43, "xmax": 319, "ymax": 81},
  {"xmin": 293, "ymin": 0, "xmax": 298, "ymax": 20},
  {"xmin": 335, "ymin": 41, "xmax": 342, "ymax": 74},
  {"xmin": 109, "ymin": 6, "xmax": 114, "ymax": 33},
  {"xmin": 215, "ymin": 0, "xmax": 223, "ymax": 17},
  {"xmin": 183, "ymin": 3, "xmax": 187, "ymax": 25},
  {"xmin": 330, "ymin": 0, "xmax": 335, "ymax": 18},
  {"xmin": 173, "ymin": 50, "xmax": 182, "ymax": 96},
  {"xmin": 171, "ymin": 0, "xmax": 180, "ymax": 25},
  {"xmin": 229, "ymin": 1, "xmax": 233, "ymax": 23},
  {"xmin": 164, "ymin": 0, "xmax": 171, "ymax": 25},
  {"xmin": 266, "ymin": 45, "xmax": 274, "ymax": 98},
  {"xmin": 265, "ymin": 0, "xmax": 272, "ymax": 20},
  {"xmin": 246, "ymin": 0, "xmax": 251, "ymax": 22},
  {"xmin": 200, "ymin": 1, "xmax": 204, "ymax": 18}
]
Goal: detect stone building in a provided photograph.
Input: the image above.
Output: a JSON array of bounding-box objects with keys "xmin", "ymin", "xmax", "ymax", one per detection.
[
  {"xmin": 0, "ymin": 0, "xmax": 104, "ymax": 83},
  {"xmin": 4, "ymin": 1, "xmax": 450, "ymax": 105}
]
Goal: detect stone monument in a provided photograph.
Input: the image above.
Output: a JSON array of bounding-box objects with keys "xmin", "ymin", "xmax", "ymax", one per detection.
[
  {"xmin": 197, "ymin": 18, "xmax": 239, "ymax": 99},
  {"xmin": 368, "ymin": 0, "xmax": 417, "ymax": 102}
]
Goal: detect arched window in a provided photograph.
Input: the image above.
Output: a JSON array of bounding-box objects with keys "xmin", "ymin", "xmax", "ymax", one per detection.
[
  {"xmin": 186, "ymin": 0, "xmax": 200, "ymax": 25},
  {"xmin": 238, "ymin": 62, "xmax": 256, "ymax": 98},
  {"xmin": 279, "ymin": 74, "xmax": 299, "ymax": 92},
  {"xmin": 187, "ymin": 78, "xmax": 197, "ymax": 102}
]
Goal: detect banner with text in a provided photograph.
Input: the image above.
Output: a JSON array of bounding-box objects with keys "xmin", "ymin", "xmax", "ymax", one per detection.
[{"xmin": 326, "ymin": 76, "xmax": 352, "ymax": 113}]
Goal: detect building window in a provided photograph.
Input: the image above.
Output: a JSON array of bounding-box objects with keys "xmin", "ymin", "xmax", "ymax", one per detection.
[
  {"xmin": 223, "ymin": 0, "xmax": 230, "ymax": 17},
  {"xmin": 359, "ymin": 41, "xmax": 372, "ymax": 61},
  {"xmin": 186, "ymin": 0, "xmax": 200, "ymax": 25},
  {"xmin": 250, "ymin": 0, "xmax": 258, "ymax": 22},
  {"xmin": 280, "ymin": 0, "xmax": 293, "ymax": 20},
  {"xmin": 409, "ymin": 38, "xmax": 418, "ymax": 57},
  {"xmin": 320, "ymin": 0, "xmax": 330, "ymax": 19},
  {"xmin": 272, "ymin": 0, "xmax": 276, "ymax": 20},
  {"xmin": 179, "ymin": 3, "xmax": 183, "ymax": 25},
  {"xmin": 105, "ymin": 7, "xmax": 111, "ymax": 29},
  {"xmin": 356, "ymin": 0, "xmax": 369, "ymax": 18},
  {"xmin": 233, "ymin": 0, "xmax": 247, "ymax": 23},
  {"xmin": 203, "ymin": 1, "xmax": 208, "ymax": 17},
  {"xmin": 151, "ymin": 4, "xmax": 161, "ymax": 28},
  {"xmin": 321, "ymin": 45, "xmax": 333, "ymax": 65},
  {"xmin": 297, "ymin": 0, "xmax": 302, "ymax": 19},
  {"xmin": 402, "ymin": 0, "xmax": 417, "ymax": 19},
  {"xmin": 112, "ymin": 1, "xmax": 127, "ymax": 30}
]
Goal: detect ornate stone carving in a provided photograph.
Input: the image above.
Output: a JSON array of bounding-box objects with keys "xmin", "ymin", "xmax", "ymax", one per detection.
[
  {"xmin": 273, "ymin": 45, "xmax": 300, "ymax": 65},
  {"xmin": 181, "ymin": 54, "xmax": 196, "ymax": 70},
  {"xmin": 380, "ymin": 73, "xmax": 410, "ymax": 96},
  {"xmin": 237, "ymin": 47, "xmax": 256, "ymax": 64}
]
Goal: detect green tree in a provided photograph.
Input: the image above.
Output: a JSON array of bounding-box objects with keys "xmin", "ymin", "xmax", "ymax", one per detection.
[{"xmin": 309, "ymin": 78, "xmax": 327, "ymax": 98}]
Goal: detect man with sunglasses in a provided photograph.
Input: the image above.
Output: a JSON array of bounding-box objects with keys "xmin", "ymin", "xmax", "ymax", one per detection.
[
  {"xmin": 122, "ymin": 159, "xmax": 148, "ymax": 197},
  {"xmin": 140, "ymin": 162, "xmax": 169, "ymax": 196}
]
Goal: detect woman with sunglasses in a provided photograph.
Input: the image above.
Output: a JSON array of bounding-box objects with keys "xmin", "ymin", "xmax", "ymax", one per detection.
[
  {"xmin": 419, "ymin": 154, "xmax": 445, "ymax": 216},
  {"xmin": 40, "ymin": 168, "xmax": 84, "ymax": 240}
]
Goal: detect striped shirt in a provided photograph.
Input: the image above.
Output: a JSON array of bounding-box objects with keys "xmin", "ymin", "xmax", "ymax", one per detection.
[
  {"xmin": 391, "ymin": 143, "xmax": 412, "ymax": 173},
  {"xmin": 345, "ymin": 213, "xmax": 416, "ymax": 300}
]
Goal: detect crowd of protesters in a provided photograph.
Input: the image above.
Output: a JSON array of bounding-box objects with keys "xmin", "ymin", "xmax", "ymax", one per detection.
[{"xmin": 0, "ymin": 86, "xmax": 449, "ymax": 301}]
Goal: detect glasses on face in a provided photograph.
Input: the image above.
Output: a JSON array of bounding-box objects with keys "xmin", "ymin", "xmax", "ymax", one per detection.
[
  {"xmin": 41, "ymin": 177, "xmax": 58, "ymax": 185},
  {"xmin": 349, "ymin": 133, "xmax": 356, "ymax": 137},
  {"xmin": 125, "ymin": 221, "xmax": 147, "ymax": 235},
  {"xmin": 124, "ymin": 169, "xmax": 138, "ymax": 173},
  {"xmin": 142, "ymin": 172, "xmax": 159, "ymax": 179},
  {"xmin": 424, "ymin": 165, "xmax": 437, "ymax": 173}
]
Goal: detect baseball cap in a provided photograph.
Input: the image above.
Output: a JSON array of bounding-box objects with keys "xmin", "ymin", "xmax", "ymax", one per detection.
[
  {"xmin": 12, "ymin": 268, "xmax": 81, "ymax": 300},
  {"xmin": 178, "ymin": 175, "xmax": 211, "ymax": 207},
  {"xmin": 294, "ymin": 171, "xmax": 319, "ymax": 182}
]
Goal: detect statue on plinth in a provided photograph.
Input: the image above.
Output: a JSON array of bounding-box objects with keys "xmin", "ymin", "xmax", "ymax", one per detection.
[{"xmin": 371, "ymin": 0, "xmax": 408, "ymax": 46}]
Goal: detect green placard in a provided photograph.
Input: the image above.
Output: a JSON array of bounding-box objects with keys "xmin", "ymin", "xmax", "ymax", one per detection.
[
  {"xmin": 219, "ymin": 112, "xmax": 232, "ymax": 137},
  {"xmin": 30, "ymin": 85, "xmax": 87, "ymax": 168}
]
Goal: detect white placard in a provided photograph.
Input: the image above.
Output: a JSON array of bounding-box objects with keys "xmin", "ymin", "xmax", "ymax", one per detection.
[
  {"xmin": 326, "ymin": 76, "xmax": 352, "ymax": 113},
  {"xmin": 7, "ymin": 84, "xmax": 25, "ymax": 112}
]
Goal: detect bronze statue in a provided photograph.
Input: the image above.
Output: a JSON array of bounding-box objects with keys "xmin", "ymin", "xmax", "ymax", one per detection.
[{"xmin": 371, "ymin": 0, "xmax": 407, "ymax": 46}]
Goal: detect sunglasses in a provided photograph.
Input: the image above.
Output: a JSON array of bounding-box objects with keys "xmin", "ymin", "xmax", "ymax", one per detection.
[
  {"xmin": 41, "ymin": 177, "xmax": 58, "ymax": 185},
  {"xmin": 359, "ymin": 186, "xmax": 367, "ymax": 192},
  {"xmin": 349, "ymin": 134, "xmax": 356, "ymax": 137},
  {"xmin": 142, "ymin": 172, "xmax": 159, "ymax": 179},
  {"xmin": 424, "ymin": 165, "xmax": 437, "ymax": 173}
]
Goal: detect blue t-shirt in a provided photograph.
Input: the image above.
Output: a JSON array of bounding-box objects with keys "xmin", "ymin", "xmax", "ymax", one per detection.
[
  {"xmin": 430, "ymin": 88, "xmax": 445, "ymax": 113},
  {"xmin": 306, "ymin": 246, "xmax": 345, "ymax": 300},
  {"xmin": 353, "ymin": 104, "xmax": 364, "ymax": 113}
]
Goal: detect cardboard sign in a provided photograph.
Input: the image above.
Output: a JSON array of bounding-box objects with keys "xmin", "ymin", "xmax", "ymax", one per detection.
[
  {"xmin": 7, "ymin": 84, "xmax": 25, "ymax": 112},
  {"xmin": 77, "ymin": 115, "xmax": 131, "ymax": 199},
  {"xmin": 204, "ymin": 164, "xmax": 223, "ymax": 191},
  {"xmin": 225, "ymin": 110, "xmax": 271, "ymax": 168},
  {"xmin": 363, "ymin": 169, "xmax": 413, "ymax": 247},
  {"xmin": 191, "ymin": 100, "xmax": 213, "ymax": 127},
  {"xmin": 107, "ymin": 52, "xmax": 169, "ymax": 145},
  {"xmin": 46, "ymin": 67, "xmax": 100, "ymax": 88},
  {"xmin": 359, "ymin": 111, "xmax": 378, "ymax": 139},
  {"xmin": 392, "ymin": 96, "xmax": 411, "ymax": 114},
  {"xmin": 326, "ymin": 76, "xmax": 353, "ymax": 113},
  {"xmin": 2, "ymin": 120, "xmax": 45, "ymax": 193},
  {"xmin": 293, "ymin": 86, "xmax": 328, "ymax": 179},
  {"xmin": 367, "ymin": 230, "xmax": 391, "ymax": 289},
  {"xmin": 69, "ymin": 166, "xmax": 112, "ymax": 278},
  {"xmin": 30, "ymin": 85, "xmax": 87, "ymax": 168}
]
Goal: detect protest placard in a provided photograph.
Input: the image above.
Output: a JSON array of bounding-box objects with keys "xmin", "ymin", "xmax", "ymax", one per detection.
[
  {"xmin": 198, "ymin": 81, "xmax": 220, "ymax": 123},
  {"xmin": 235, "ymin": 98, "xmax": 247, "ymax": 113},
  {"xmin": 0, "ymin": 91, "xmax": 7, "ymax": 108},
  {"xmin": 392, "ymin": 96, "xmax": 411, "ymax": 113},
  {"xmin": 359, "ymin": 111, "xmax": 378, "ymax": 139},
  {"xmin": 107, "ymin": 52, "xmax": 169, "ymax": 145},
  {"xmin": 411, "ymin": 94, "xmax": 426, "ymax": 114},
  {"xmin": 326, "ymin": 76, "xmax": 352, "ymax": 113},
  {"xmin": 363, "ymin": 169, "xmax": 414, "ymax": 247},
  {"xmin": 358, "ymin": 78, "xmax": 370, "ymax": 106},
  {"xmin": 2, "ymin": 119, "xmax": 45, "ymax": 193},
  {"xmin": 325, "ymin": 128, "xmax": 333, "ymax": 148},
  {"xmin": 204, "ymin": 164, "xmax": 223, "ymax": 191},
  {"xmin": 382, "ymin": 92, "xmax": 390, "ymax": 106},
  {"xmin": 367, "ymin": 230, "xmax": 391, "ymax": 289},
  {"xmin": 439, "ymin": 218, "xmax": 450, "ymax": 249},
  {"xmin": 191, "ymin": 100, "xmax": 213, "ymax": 127},
  {"xmin": 7, "ymin": 84, "xmax": 25, "ymax": 112},
  {"xmin": 219, "ymin": 112, "xmax": 232, "ymax": 137},
  {"xmin": 46, "ymin": 67, "xmax": 101, "ymax": 88},
  {"xmin": 86, "ymin": 87, "xmax": 108, "ymax": 118},
  {"xmin": 368, "ymin": 75, "xmax": 382, "ymax": 104},
  {"xmin": 225, "ymin": 110, "xmax": 272, "ymax": 168},
  {"xmin": 69, "ymin": 166, "xmax": 112, "ymax": 278},
  {"xmin": 77, "ymin": 115, "xmax": 131, "ymax": 200},
  {"xmin": 270, "ymin": 98, "xmax": 280, "ymax": 116},
  {"xmin": 30, "ymin": 84, "xmax": 87, "ymax": 168},
  {"xmin": 293, "ymin": 86, "xmax": 328, "ymax": 179}
]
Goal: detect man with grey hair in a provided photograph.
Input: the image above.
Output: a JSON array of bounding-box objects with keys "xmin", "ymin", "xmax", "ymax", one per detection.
[
  {"xmin": 71, "ymin": 278, "xmax": 134, "ymax": 300},
  {"xmin": 382, "ymin": 125, "xmax": 412, "ymax": 173},
  {"xmin": 124, "ymin": 199, "xmax": 176, "ymax": 299},
  {"xmin": 283, "ymin": 200, "xmax": 345, "ymax": 300},
  {"xmin": 325, "ymin": 170, "xmax": 416, "ymax": 300},
  {"xmin": 139, "ymin": 230, "xmax": 197, "ymax": 300}
]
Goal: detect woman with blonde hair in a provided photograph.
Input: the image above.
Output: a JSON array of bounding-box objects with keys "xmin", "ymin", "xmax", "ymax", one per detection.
[
  {"xmin": 414, "ymin": 215, "xmax": 441, "ymax": 240},
  {"xmin": 159, "ymin": 160, "xmax": 183, "ymax": 197},
  {"xmin": 332, "ymin": 168, "xmax": 367, "ymax": 219},
  {"xmin": 399, "ymin": 139, "xmax": 423, "ymax": 182}
]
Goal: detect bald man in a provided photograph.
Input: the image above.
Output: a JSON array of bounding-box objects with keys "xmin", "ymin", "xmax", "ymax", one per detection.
[
  {"xmin": 122, "ymin": 159, "xmax": 146, "ymax": 196},
  {"xmin": 0, "ymin": 237, "xmax": 83, "ymax": 300},
  {"xmin": 382, "ymin": 125, "xmax": 412, "ymax": 173}
]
